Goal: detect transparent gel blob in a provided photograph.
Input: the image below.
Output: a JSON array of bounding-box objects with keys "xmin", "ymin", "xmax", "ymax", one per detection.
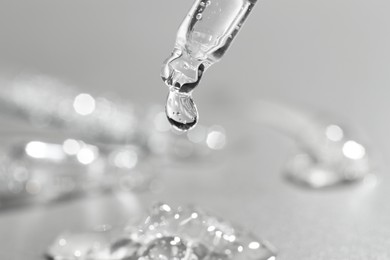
[{"xmin": 47, "ymin": 203, "xmax": 276, "ymax": 260}]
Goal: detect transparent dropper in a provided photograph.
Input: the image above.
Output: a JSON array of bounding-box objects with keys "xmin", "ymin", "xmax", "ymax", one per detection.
[{"xmin": 162, "ymin": 0, "xmax": 258, "ymax": 131}]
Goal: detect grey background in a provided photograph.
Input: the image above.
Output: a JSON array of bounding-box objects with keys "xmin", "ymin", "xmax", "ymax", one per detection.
[{"xmin": 0, "ymin": 0, "xmax": 390, "ymax": 259}]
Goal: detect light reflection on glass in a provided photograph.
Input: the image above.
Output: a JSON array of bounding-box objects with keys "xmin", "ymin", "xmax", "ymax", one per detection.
[
  {"xmin": 248, "ymin": 241, "xmax": 261, "ymax": 250},
  {"xmin": 342, "ymin": 140, "xmax": 366, "ymax": 160},
  {"xmin": 206, "ymin": 125, "xmax": 226, "ymax": 150},
  {"xmin": 325, "ymin": 124, "xmax": 344, "ymax": 142},
  {"xmin": 62, "ymin": 139, "xmax": 81, "ymax": 155},
  {"xmin": 73, "ymin": 93, "xmax": 96, "ymax": 116},
  {"xmin": 77, "ymin": 147, "xmax": 98, "ymax": 165},
  {"xmin": 25, "ymin": 141, "xmax": 65, "ymax": 161}
]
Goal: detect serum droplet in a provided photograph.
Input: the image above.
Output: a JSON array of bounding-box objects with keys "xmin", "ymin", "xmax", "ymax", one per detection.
[{"xmin": 166, "ymin": 90, "xmax": 198, "ymax": 131}]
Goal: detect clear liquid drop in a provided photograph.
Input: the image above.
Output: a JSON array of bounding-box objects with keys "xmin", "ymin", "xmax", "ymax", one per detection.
[{"xmin": 166, "ymin": 90, "xmax": 198, "ymax": 131}]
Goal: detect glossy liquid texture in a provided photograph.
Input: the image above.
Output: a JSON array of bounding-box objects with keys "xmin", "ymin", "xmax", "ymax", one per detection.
[
  {"xmin": 162, "ymin": 0, "xmax": 257, "ymax": 131},
  {"xmin": 47, "ymin": 203, "xmax": 276, "ymax": 260},
  {"xmin": 166, "ymin": 90, "xmax": 198, "ymax": 131}
]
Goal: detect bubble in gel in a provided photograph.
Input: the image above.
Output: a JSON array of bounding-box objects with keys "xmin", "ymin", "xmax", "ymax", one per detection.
[{"xmin": 165, "ymin": 90, "xmax": 198, "ymax": 131}]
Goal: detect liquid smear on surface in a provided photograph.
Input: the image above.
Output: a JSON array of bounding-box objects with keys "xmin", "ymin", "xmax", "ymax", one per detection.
[{"xmin": 162, "ymin": 0, "xmax": 257, "ymax": 131}]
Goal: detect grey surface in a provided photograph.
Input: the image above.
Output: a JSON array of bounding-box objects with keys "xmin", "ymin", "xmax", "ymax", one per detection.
[{"xmin": 0, "ymin": 0, "xmax": 390, "ymax": 259}]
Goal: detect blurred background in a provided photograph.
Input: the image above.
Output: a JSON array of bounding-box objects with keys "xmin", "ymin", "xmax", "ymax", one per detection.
[{"xmin": 0, "ymin": 0, "xmax": 390, "ymax": 259}]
